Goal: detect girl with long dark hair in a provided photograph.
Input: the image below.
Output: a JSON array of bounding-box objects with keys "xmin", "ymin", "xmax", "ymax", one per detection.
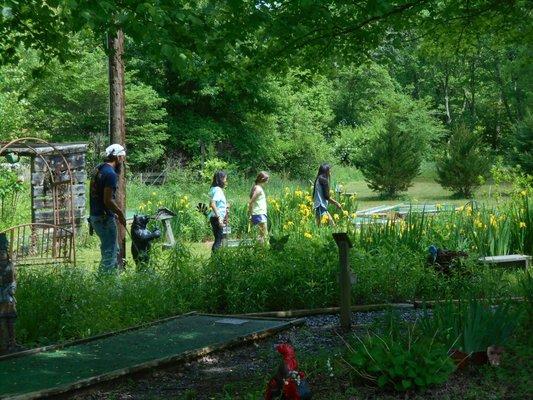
[
  {"xmin": 208, "ymin": 170, "xmax": 228, "ymax": 251},
  {"xmin": 312, "ymin": 163, "xmax": 342, "ymax": 225}
]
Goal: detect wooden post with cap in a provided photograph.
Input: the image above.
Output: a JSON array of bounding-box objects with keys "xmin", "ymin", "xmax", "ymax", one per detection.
[{"xmin": 333, "ymin": 232, "xmax": 353, "ymax": 331}]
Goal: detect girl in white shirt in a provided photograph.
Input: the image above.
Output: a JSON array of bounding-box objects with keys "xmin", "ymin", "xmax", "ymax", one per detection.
[{"xmin": 248, "ymin": 171, "xmax": 269, "ymax": 243}]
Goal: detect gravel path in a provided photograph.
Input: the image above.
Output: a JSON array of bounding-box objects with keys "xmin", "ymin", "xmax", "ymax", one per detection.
[{"xmin": 72, "ymin": 308, "xmax": 429, "ymax": 400}]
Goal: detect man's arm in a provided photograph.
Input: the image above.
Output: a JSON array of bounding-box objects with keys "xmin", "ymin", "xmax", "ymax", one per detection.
[{"xmin": 103, "ymin": 187, "xmax": 126, "ymax": 226}]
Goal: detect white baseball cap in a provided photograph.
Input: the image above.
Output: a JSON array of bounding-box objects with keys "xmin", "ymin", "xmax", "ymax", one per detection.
[{"xmin": 105, "ymin": 144, "xmax": 126, "ymax": 157}]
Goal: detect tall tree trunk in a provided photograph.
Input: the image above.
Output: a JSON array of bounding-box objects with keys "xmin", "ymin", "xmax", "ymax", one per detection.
[
  {"xmin": 493, "ymin": 60, "xmax": 514, "ymax": 123},
  {"xmin": 108, "ymin": 28, "xmax": 126, "ymax": 267},
  {"xmin": 469, "ymin": 57, "xmax": 476, "ymax": 121},
  {"xmin": 443, "ymin": 72, "xmax": 452, "ymax": 125}
]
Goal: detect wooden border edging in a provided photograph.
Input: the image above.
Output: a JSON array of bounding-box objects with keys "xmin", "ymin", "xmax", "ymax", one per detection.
[
  {"xmin": 232, "ymin": 297, "xmax": 526, "ymax": 319},
  {"xmin": 233, "ymin": 303, "xmax": 414, "ymax": 319},
  {"xmin": 3, "ymin": 316, "xmax": 304, "ymax": 400},
  {"xmin": 412, "ymin": 296, "xmax": 525, "ymax": 309}
]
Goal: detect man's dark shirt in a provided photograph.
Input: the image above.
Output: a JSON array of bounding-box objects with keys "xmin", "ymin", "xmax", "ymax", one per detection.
[{"xmin": 90, "ymin": 163, "xmax": 118, "ymax": 217}]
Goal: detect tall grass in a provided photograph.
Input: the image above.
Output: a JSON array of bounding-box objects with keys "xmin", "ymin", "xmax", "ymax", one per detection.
[
  {"xmin": 354, "ymin": 193, "xmax": 532, "ymax": 256},
  {"xmin": 128, "ymin": 170, "xmax": 531, "ymax": 256},
  {"xmin": 16, "ymin": 246, "xmax": 202, "ymax": 346},
  {"xmin": 16, "ymin": 232, "xmax": 523, "ymax": 346},
  {"xmin": 13, "ymin": 175, "xmax": 530, "ymax": 346}
]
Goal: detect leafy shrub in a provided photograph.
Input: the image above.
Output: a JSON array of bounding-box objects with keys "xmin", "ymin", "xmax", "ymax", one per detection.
[
  {"xmin": 200, "ymin": 237, "xmax": 339, "ymax": 313},
  {"xmin": 0, "ymin": 91, "xmax": 29, "ymax": 140},
  {"xmin": 331, "ymin": 62, "xmax": 399, "ymax": 127},
  {"xmin": 199, "ymin": 157, "xmax": 233, "ymax": 183},
  {"xmin": 124, "ymin": 77, "xmax": 169, "ymax": 169},
  {"xmin": 507, "ymin": 113, "xmax": 533, "ymax": 175},
  {"xmin": 518, "ymin": 271, "xmax": 533, "ymax": 326},
  {"xmin": 333, "ymin": 62, "xmax": 443, "ymax": 169},
  {"xmin": 436, "ymin": 124, "xmax": 492, "ymax": 198},
  {"xmin": 344, "ymin": 319, "xmax": 455, "ymax": 391},
  {"xmin": 16, "ymin": 247, "xmax": 201, "ymax": 346},
  {"xmin": 334, "ymin": 124, "xmax": 378, "ymax": 166},
  {"xmin": 0, "ymin": 166, "xmax": 25, "ymax": 229}
]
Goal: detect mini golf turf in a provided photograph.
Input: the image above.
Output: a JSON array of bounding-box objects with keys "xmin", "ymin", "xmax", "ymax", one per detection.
[{"xmin": 0, "ymin": 314, "xmax": 293, "ymax": 398}]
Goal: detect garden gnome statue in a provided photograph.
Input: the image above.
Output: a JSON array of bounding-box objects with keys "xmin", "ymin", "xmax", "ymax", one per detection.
[
  {"xmin": 0, "ymin": 233, "xmax": 20, "ymax": 354},
  {"xmin": 264, "ymin": 343, "xmax": 312, "ymax": 399}
]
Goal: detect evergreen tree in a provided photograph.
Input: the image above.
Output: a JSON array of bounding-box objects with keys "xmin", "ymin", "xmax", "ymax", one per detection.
[
  {"xmin": 436, "ymin": 124, "xmax": 492, "ymax": 198},
  {"xmin": 360, "ymin": 111, "xmax": 423, "ymax": 198}
]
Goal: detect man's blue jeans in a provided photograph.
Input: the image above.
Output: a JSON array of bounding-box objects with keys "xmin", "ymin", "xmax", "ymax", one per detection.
[{"xmin": 90, "ymin": 215, "xmax": 118, "ymax": 272}]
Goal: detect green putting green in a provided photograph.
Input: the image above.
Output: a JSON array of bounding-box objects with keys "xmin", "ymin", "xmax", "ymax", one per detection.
[{"xmin": 0, "ymin": 314, "xmax": 295, "ymax": 398}]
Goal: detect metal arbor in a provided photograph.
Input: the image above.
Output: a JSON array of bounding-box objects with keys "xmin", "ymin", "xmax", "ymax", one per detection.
[{"xmin": 0, "ymin": 138, "xmax": 80, "ymax": 266}]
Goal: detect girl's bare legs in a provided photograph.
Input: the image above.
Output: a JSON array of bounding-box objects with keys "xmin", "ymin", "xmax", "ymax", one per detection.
[{"xmin": 258, "ymin": 222, "xmax": 268, "ymax": 244}]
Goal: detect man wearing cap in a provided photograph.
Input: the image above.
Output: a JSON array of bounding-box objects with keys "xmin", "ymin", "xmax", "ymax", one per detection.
[{"xmin": 89, "ymin": 144, "xmax": 127, "ymax": 272}]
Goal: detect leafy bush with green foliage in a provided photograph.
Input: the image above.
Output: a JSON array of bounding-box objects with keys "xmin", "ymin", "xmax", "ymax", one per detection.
[
  {"xmin": 436, "ymin": 125, "xmax": 492, "ymax": 198},
  {"xmin": 334, "ymin": 124, "xmax": 378, "ymax": 166},
  {"xmin": 200, "ymin": 238, "xmax": 339, "ymax": 313},
  {"xmin": 507, "ymin": 112, "xmax": 533, "ymax": 175},
  {"xmin": 0, "ymin": 41, "xmax": 168, "ymax": 170},
  {"xmin": 518, "ymin": 271, "xmax": 533, "ymax": 326},
  {"xmin": 16, "ymin": 246, "xmax": 201, "ymax": 346},
  {"xmin": 14, "ymin": 179, "xmax": 531, "ymax": 346},
  {"xmin": 0, "ymin": 92, "xmax": 29, "ymax": 141},
  {"xmin": 198, "ymin": 157, "xmax": 234, "ymax": 183},
  {"xmin": 124, "ymin": 76, "xmax": 169, "ymax": 169},
  {"xmin": 345, "ymin": 317, "xmax": 455, "ymax": 391},
  {"xmin": 331, "ymin": 63, "xmax": 399, "ymax": 127},
  {"xmin": 0, "ymin": 166, "xmax": 25, "ymax": 229},
  {"xmin": 266, "ymin": 71, "xmax": 334, "ymax": 178},
  {"xmin": 333, "ymin": 63, "xmax": 443, "ymax": 170},
  {"xmin": 16, "ymin": 224, "xmax": 525, "ymax": 346}
]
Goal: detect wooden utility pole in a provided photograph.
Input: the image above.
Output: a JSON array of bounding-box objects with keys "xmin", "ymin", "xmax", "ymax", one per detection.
[{"xmin": 108, "ymin": 28, "xmax": 126, "ymax": 267}]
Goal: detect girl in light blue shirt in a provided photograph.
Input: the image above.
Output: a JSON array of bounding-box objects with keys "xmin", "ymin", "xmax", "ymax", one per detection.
[{"xmin": 208, "ymin": 171, "xmax": 228, "ymax": 251}]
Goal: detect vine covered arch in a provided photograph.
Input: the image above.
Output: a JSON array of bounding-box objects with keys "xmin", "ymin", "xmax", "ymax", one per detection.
[{"xmin": 0, "ymin": 138, "xmax": 88, "ymax": 266}]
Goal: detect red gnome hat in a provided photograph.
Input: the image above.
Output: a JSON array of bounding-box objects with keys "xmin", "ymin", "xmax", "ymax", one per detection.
[
  {"xmin": 265, "ymin": 344, "xmax": 309, "ymax": 400},
  {"xmin": 276, "ymin": 343, "xmax": 298, "ymax": 371}
]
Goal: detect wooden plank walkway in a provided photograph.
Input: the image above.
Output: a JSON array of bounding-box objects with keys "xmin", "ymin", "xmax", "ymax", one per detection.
[{"xmin": 0, "ymin": 313, "xmax": 302, "ymax": 400}]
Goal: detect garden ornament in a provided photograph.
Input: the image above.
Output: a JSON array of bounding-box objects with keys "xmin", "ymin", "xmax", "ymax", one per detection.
[
  {"xmin": 265, "ymin": 343, "xmax": 312, "ymax": 400},
  {"xmin": 0, "ymin": 233, "xmax": 21, "ymax": 354},
  {"xmin": 487, "ymin": 345, "xmax": 505, "ymax": 367},
  {"xmin": 152, "ymin": 208, "xmax": 177, "ymax": 248},
  {"xmin": 427, "ymin": 245, "xmax": 468, "ymax": 275},
  {"xmin": 196, "ymin": 202, "xmax": 209, "ymax": 216},
  {"xmin": 4, "ymin": 152, "xmax": 19, "ymax": 164},
  {"xmin": 131, "ymin": 215, "xmax": 161, "ymax": 268}
]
